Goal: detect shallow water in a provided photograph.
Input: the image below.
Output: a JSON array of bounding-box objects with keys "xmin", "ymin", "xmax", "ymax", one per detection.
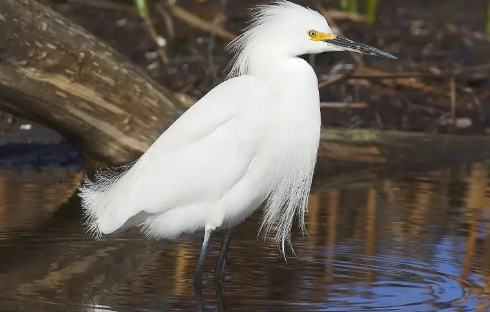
[{"xmin": 1, "ymin": 161, "xmax": 490, "ymax": 312}]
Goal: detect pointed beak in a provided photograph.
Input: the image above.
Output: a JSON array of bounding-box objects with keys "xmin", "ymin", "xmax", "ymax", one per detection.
[{"xmin": 325, "ymin": 36, "xmax": 397, "ymax": 59}]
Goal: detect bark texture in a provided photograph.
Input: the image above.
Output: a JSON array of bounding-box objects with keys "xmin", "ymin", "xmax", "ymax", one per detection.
[{"xmin": 0, "ymin": 0, "xmax": 185, "ymax": 164}]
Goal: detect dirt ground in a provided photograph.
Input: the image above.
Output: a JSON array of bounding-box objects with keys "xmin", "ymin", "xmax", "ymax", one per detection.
[{"xmin": 2, "ymin": 0, "xmax": 490, "ymax": 147}]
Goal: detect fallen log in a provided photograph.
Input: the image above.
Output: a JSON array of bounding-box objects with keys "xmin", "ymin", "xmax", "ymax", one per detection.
[
  {"xmin": 0, "ymin": 0, "xmax": 185, "ymax": 165},
  {"xmin": 316, "ymin": 129, "xmax": 490, "ymax": 181}
]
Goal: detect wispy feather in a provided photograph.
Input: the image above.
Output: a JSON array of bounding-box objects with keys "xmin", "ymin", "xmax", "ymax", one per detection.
[
  {"xmin": 258, "ymin": 148, "xmax": 318, "ymax": 256},
  {"xmin": 78, "ymin": 159, "xmax": 140, "ymax": 240},
  {"xmin": 225, "ymin": 0, "xmax": 320, "ymax": 78}
]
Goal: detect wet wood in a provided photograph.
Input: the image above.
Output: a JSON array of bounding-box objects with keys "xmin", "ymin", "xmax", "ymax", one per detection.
[
  {"xmin": 318, "ymin": 128, "xmax": 490, "ymax": 170},
  {"xmin": 0, "ymin": 0, "xmax": 185, "ymax": 165},
  {"xmin": 314, "ymin": 129, "xmax": 490, "ymax": 189}
]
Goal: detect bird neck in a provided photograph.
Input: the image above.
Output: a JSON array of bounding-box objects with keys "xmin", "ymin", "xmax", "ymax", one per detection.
[{"xmin": 248, "ymin": 53, "xmax": 317, "ymax": 92}]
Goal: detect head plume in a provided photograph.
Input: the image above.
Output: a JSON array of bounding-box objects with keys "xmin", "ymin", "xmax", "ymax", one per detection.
[{"xmin": 225, "ymin": 0, "xmax": 327, "ymax": 78}]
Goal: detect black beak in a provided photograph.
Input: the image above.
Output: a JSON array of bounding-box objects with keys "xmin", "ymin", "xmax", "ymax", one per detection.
[{"xmin": 325, "ymin": 36, "xmax": 397, "ymax": 59}]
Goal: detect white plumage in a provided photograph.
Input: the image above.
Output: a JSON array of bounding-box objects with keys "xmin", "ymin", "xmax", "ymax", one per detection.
[{"xmin": 78, "ymin": 0, "xmax": 395, "ymax": 284}]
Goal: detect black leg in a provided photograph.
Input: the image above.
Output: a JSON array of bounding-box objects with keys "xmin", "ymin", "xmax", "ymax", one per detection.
[
  {"xmin": 215, "ymin": 275, "xmax": 227, "ymax": 312},
  {"xmin": 195, "ymin": 291, "xmax": 205, "ymax": 312},
  {"xmin": 193, "ymin": 228, "xmax": 213, "ymax": 293},
  {"xmin": 214, "ymin": 228, "xmax": 232, "ymax": 283}
]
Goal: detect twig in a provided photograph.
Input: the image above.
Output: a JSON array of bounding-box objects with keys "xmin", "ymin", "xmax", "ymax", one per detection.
[
  {"xmin": 207, "ymin": 0, "xmax": 229, "ymax": 82},
  {"xmin": 358, "ymin": 67, "xmax": 445, "ymax": 97},
  {"xmin": 341, "ymin": 72, "xmax": 440, "ymax": 79},
  {"xmin": 320, "ymin": 102, "xmax": 367, "ymax": 109},
  {"xmin": 134, "ymin": 0, "xmax": 170, "ymax": 66},
  {"xmin": 66, "ymin": 0, "xmax": 134, "ymax": 13},
  {"xmin": 325, "ymin": 10, "xmax": 364, "ymax": 22},
  {"xmin": 450, "ymin": 63, "xmax": 490, "ymax": 75},
  {"xmin": 142, "ymin": 16, "xmax": 170, "ymax": 66},
  {"xmin": 168, "ymin": 5, "xmax": 236, "ymax": 41},
  {"xmin": 322, "ymin": 66, "xmax": 490, "ymax": 80},
  {"xmin": 318, "ymin": 73, "xmax": 348, "ymax": 89},
  {"xmin": 450, "ymin": 76, "xmax": 456, "ymax": 125},
  {"xmin": 155, "ymin": 2, "xmax": 175, "ymax": 41},
  {"xmin": 374, "ymin": 109, "xmax": 384, "ymax": 128},
  {"xmin": 318, "ymin": 63, "xmax": 490, "ymax": 96}
]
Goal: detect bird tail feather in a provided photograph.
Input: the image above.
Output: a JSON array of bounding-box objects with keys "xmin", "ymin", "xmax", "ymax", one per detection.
[{"xmin": 78, "ymin": 159, "xmax": 142, "ymax": 239}]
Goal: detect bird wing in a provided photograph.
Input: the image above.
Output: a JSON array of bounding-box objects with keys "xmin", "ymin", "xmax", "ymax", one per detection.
[{"xmin": 125, "ymin": 75, "xmax": 271, "ymax": 215}]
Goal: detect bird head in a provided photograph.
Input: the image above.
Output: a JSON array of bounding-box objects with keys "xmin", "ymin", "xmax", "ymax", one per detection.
[
  {"xmin": 262, "ymin": 1, "xmax": 396, "ymax": 58},
  {"xmin": 226, "ymin": 0, "xmax": 395, "ymax": 77}
]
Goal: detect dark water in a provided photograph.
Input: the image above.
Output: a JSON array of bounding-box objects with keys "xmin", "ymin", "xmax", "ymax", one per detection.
[{"xmin": 1, "ymin": 161, "xmax": 490, "ymax": 311}]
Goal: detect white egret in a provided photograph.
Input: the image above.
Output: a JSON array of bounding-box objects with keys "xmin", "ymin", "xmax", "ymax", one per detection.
[{"xmin": 78, "ymin": 0, "xmax": 395, "ymax": 288}]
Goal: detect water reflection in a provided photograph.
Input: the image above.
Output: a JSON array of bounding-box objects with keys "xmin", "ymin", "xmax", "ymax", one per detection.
[{"xmin": 0, "ymin": 161, "xmax": 490, "ymax": 311}]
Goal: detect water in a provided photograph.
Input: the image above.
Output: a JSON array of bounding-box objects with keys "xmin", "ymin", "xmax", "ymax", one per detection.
[{"xmin": 0, "ymin": 162, "xmax": 490, "ymax": 311}]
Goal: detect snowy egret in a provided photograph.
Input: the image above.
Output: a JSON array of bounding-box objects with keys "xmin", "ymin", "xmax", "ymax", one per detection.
[{"xmin": 78, "ymin": 0, "xmax": 395, "ymax": 288}]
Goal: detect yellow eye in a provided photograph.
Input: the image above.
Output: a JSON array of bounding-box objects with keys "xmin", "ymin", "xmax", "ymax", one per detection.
[{"xmin": 308, "ymin": 30, "xmax": 317, "ymax": 38}]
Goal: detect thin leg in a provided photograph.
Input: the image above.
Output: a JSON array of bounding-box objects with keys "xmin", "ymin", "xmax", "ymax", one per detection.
[
  {"xmin": 215, "ymin": 274, "xmax": 227, "ymax": 312},
  {"xmin": 214, "ymin": 228, "xmax": 232, "ymax": 282},
  {"xmin": 193, "ymin": 228, "xmax": 213, "ymax": 290},
  {"xmin": 195, "ymin": 291, "xmax": 205, "ymax": 312}
]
